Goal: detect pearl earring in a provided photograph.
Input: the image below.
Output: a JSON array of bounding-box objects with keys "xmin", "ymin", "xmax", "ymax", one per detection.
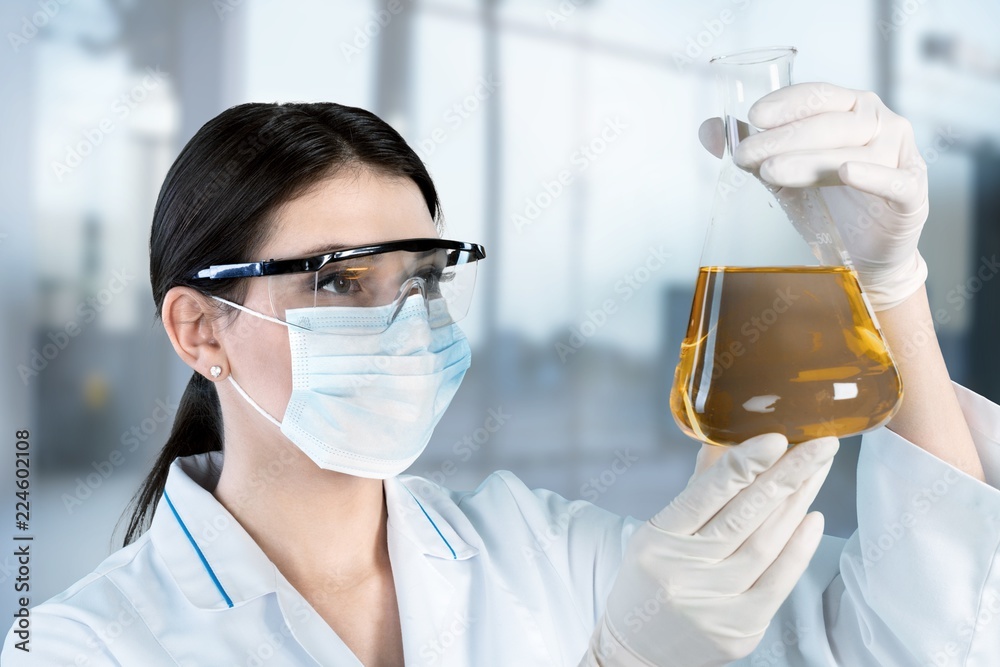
[{"xmin": 210, "ymin": 365, "xmax": 222, "ymax": 379}]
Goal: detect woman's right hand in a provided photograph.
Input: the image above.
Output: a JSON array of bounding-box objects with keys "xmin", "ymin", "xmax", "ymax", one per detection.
[{"xmin": 580, "ymin": 433, "xmax": 839, "ymax": 667}]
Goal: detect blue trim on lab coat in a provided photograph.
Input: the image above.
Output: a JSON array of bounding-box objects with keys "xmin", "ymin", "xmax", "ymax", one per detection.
[{"xmin": 163, "ymin": 490, "xmax": 235, "ymax": 608}]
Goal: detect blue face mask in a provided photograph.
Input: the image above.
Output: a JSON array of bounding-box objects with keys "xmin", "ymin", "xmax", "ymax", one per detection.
[{"xmin": 218, "ymin": 294, "xmax": 472, "ymax": 478}]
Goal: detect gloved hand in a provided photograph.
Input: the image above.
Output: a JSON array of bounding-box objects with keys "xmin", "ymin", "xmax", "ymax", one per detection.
[
  {"xmin": 700, "ymin": 83, "xmax": 929, "ymax": 311},
  {"xmin": 579, "ymin": 433, "xmax": 838, "ymax": 667}
]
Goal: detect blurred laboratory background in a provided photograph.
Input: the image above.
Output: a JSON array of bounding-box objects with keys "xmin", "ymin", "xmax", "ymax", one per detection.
[{"xmin": 1, "ymin": 0, "xmax": 998, "ymax": 613}]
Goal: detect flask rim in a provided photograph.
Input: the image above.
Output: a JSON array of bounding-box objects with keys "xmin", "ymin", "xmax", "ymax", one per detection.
[{"xmin": 709, "ymin": 46, "xmax": 797, "ymax": 66}]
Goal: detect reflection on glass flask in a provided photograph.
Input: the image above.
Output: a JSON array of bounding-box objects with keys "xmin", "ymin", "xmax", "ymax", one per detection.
[{"xmin": 670, "ymin": 266, "xmax": 902, "ymax": 446}]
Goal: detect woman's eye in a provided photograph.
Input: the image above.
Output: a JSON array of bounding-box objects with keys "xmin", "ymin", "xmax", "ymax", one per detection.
[{"xmin": 317, "ymin": 273, "xmax": 359, "ymax": 295}]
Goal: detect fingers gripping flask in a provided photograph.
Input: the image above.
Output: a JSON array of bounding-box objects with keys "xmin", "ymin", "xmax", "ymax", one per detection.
[{"xmin": 669, "ymin": 47, "xmax": 903, "ymax": 447}]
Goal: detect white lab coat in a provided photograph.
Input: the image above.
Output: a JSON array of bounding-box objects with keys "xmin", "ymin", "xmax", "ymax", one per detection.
[{"xmin": 4, "ymin": 380, "xmax": 1000, "ymax": 666}]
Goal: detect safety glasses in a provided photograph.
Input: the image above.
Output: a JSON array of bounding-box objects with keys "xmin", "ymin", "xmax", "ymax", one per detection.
[{"xmin": 191, "ymin": 238, "xmax": 486, "ymax": 334}]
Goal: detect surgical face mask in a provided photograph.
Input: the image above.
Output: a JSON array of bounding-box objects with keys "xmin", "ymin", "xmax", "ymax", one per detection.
[{"xmin": 215, "ymin": 294, "xmax": 472, "ymax": 478}]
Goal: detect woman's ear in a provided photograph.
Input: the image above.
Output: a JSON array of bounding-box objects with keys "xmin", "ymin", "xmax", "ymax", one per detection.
[{"xmin": 161, "ymin": 286, "xmax": 229, "ymax": 381}]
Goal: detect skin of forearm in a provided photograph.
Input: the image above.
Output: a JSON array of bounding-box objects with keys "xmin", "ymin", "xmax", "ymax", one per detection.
[{"xmin": 875, "ymin": 283, "xmax": 986, "ymax": 482}]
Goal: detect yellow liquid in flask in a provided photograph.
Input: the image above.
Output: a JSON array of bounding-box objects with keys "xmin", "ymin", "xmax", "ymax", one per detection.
[{"xmin": 670, "ymin": 266, "xmax": 902, "ymax": 447}]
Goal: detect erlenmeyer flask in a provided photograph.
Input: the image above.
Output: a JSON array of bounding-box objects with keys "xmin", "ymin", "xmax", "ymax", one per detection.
[{"xmin": 669, "ymin": 46, "xmax": 903, "ymax": 447}]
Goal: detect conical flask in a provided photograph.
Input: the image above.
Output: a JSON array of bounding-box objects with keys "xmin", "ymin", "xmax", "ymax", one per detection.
[{"xmin": 670, "ymin": 46, "xmax": 903, "ymax": 447}]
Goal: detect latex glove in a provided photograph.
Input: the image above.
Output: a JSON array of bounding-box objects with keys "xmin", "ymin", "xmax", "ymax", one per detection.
[
  {"xmin": 700, "ymin": 83, "xmax": 929, "ymax": 311},
  {"xmin": 579, "ymin": 433, "xmax": 839, "ymax": 667}
]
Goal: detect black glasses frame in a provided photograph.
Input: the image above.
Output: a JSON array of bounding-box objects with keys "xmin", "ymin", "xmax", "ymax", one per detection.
[{"xmin": 190, "ymin": 238, "xmax": 486, "ymax": 280}]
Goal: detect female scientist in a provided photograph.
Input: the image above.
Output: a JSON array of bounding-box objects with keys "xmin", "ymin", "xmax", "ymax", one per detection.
[{"xmin": 4, "ymin": 83, "xmax": 999, "ymax": 667}]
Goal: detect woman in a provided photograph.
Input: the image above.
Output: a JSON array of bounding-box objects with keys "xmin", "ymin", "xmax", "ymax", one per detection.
[{"xmin": 4, "ymin": 86, "xmax": 999, "ymax": 667}]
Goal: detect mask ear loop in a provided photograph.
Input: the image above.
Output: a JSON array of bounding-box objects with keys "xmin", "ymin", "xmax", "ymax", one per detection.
[
  {"xmin": 209, "ymin": 295, "xmax": 290, "ymax": 429},
  {"xmin": 227, "ymin": 375, "xmax": 283, "ymax": 429},
  {"xmin": 211, "ymin": 296, "xmax": 310, "ymax": 332}
]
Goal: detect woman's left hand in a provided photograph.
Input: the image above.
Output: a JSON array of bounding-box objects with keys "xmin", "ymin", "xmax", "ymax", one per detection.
[{"xmin": 701, "ymin": 83, "xmax": 929, "ymax": 312}]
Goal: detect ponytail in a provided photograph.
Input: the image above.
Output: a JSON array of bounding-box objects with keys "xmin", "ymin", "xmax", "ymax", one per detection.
[{"xmin": 119, "ymin": 372, "xmax": 222, "ymax": 546}]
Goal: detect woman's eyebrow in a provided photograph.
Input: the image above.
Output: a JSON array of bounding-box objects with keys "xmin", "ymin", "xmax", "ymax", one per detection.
[
  {"xmin": 292, "ymin": 238, "xmax": 415, "ymax": 258},
  {"xmin": 282, "ymin": 242, "xmax": 353, "ymax": 259}
]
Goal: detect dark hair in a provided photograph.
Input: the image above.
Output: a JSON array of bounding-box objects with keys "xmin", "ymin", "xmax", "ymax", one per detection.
[{"xmin": 119, "ymin": 102, "xmax": 443, "ymax": 546}]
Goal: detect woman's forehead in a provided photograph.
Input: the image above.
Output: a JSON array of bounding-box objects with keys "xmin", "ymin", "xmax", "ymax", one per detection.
[{"xmin": 263, "ymin": 171, "xmax": 436, "ymax": 259}]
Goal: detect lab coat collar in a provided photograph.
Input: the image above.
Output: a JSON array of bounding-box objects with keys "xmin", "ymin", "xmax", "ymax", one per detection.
[
  {"xmin": 150, "ymin": 450, "xmax": 276, "ymax": 610},
  {"xmin": 150, "ymin": 451, "xmax": 478, "ymax": 613},
  {"xmin": 384, "ymin": 475, "xmax": 481, "ymax": 665},
  {"xmin": 384, "ymin": 475, "xmax": 479, "ymax": 561}
]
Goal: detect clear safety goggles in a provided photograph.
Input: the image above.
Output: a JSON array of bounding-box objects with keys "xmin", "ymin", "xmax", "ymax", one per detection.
[{"xmin": 190, "ymin": 238, "xmax": 486, "ymax": 335}]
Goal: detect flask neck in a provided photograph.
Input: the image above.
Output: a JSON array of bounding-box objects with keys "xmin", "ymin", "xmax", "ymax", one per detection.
[
  {"xmin": 710, "ymin": 47, "xmax": 796, "ymax": 158},
  {"xmin": 700, "ymin": 47, "xmax": 854, "ymax": 270}
]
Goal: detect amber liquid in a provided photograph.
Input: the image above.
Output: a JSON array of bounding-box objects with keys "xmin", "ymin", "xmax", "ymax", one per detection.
[{"xmin": 670, "ymin": 267, "xmax": 902, "ymax": 446}]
